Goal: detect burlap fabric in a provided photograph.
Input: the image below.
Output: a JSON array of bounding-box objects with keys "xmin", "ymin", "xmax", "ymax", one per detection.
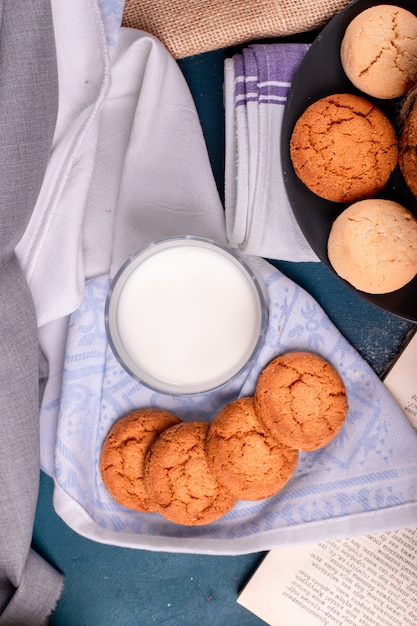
[{"xmin": 122, "ymin": 0, "xmax": 352, "ymax": 58}]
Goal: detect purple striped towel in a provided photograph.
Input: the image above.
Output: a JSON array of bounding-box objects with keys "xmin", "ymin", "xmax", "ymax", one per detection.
[{"xmin": 224, "ymin": 43, "xmax": 319, "ymax": 261}]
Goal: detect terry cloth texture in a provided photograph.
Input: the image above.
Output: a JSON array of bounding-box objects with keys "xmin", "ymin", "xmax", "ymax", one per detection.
[{"xmin": 122, "ymin": 0, "xmax": 352, "ymax": 58}]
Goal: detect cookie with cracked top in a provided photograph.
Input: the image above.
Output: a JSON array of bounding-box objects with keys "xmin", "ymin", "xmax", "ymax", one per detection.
[
  {"xmin": 400, "ymin": 90, "xmax": 417, "ymax": 199},
  {"xmin": 289, "ymin": 93, "xmax": 398, "ymax": 203},
  {"xmin": 100, "ymin": 408, "xmax": 181, "ymax": 512},
  {"xmin": 327, "ymin": 198, "xmax": 417, "ymax": 294},
  {"xmin": 340, "ymin": 5, "xmax": 417, "ymax": 100},
  {"xmin": 206, "ymin": 396, "xmax": 298, "ymax": 501},
  {"xmin": 144, "ymin": 421, "xmax": 237, "ymax": 526},
  {"xmin": 254, "ymin": 351, "xmax": 348, "ymax": 451}
]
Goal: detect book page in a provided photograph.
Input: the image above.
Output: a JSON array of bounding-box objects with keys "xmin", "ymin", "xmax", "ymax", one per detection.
[
  {"xmin": 238, "ymin": 528, "xmax": 417, "ymax": 626},
  {"xmin": 383, "ymin": 329, "xmax": 417, "ymax": 429}
]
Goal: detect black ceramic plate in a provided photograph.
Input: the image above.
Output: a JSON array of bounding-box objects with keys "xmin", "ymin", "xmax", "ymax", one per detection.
[{"xmin": 281, "ymin": 0, "xmax": 417, "ymax": 322}]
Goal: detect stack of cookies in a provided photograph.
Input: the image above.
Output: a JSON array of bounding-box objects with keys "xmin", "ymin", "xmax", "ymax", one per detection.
[
  {"xmin": 289, "ymin": 4, "xmax": 417, "ymax": 295},
  {"xmin": 100, "ymin": 351, "xmax": 348, "ymax": 526}
]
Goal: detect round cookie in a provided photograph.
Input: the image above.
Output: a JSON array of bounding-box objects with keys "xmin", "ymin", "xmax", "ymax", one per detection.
[
  {"xmin": 206, "ymin": 397, "xmax": 298, "ymax": 501},
  {"xmin": 254, "ymin": 352, "xmax": 348, "ymax": 452},
  {"xmin": 399, "ymin": 92, "xmax": 417, "ymax": 198},
  {"xmin": 144, "ymin": 421, "xmax": 237, "ymax": 525},
  {"xmin": 100, "ymin": 408, "xmax": 181, "ymax": 512},
  {"xmin": 340, "ymin": 5, "xmax": 417, "ymax": 99},
  {"xmin": 327, "ymin": 198, "xmax": 417, "ymax": 294},
  {"xmin": 289, "ymin": 93, "xmax": 398, "ymax": 203}
]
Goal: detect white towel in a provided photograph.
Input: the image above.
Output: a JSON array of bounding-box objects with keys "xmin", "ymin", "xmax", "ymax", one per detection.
[
  {"xmin": 16, "ymin": 1, "xmax": 225, "ymax": 475},
  {"xmin": 224, "ymin": 43, "xmax": 319, "ymax": 261}
]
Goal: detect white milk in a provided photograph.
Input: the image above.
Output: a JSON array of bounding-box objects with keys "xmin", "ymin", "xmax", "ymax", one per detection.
[{"xmin": 107, "ymin": 239, "xmax": 266, "ymax": 394}]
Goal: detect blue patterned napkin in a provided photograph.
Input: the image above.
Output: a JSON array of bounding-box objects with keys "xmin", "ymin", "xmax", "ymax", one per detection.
[{"xmin": 53, "ymin": 257, "xmax": 417, "ymax": 555}]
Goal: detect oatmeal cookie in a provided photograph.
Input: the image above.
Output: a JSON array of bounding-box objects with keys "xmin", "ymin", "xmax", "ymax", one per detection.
[
  {"xmin": 144, "ymin": 421, "xmax": 237, "ymax": 525},
  {"xmin": 100, "ymin": 408, "xmax": 181, "ymax": 512},
  {"xmin": 206, "ymin": 397, "xmax": 298, "ymax": 500},
  {"xmin": 254, "ymin": 352, "xmax": 348, "ymax": 451},
  {"xmin": 327, "ymin": 198, "xmax": 417, "ymax": 294},
  {"xmin": 290, "ymin": 93, "xmax": 398, "ymax": 203}
]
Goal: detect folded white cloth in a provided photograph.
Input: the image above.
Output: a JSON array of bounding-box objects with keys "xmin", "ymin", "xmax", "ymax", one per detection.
[
  {"xmin": 17, "ymin": 1, "xmax": 226, "ymax": 328},
  {"xmin": 16, "ymin": 2, "xmax": 226, "ymax": 475},
  {"xmin": 224, "ymin": 43, "xmax": 319, "ymax": 261},
  {"xmin": 52, "ymin": 257, "xmax": 417, "ymax": 554}
]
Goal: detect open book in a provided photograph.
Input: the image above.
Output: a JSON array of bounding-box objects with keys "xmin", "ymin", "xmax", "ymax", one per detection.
[{"xmin": 238, "ymin": 329, "xmax": 417, "ymax": 626}]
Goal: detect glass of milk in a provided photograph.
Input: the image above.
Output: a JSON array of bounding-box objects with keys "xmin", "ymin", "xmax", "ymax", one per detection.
[{"xmin": 105, "ymin": 237, "xmax": 268, "ymax": 395}]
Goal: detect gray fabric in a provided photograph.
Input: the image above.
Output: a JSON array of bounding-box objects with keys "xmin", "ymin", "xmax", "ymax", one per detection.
[{"xmin": 0, "ymin": 1, "xmax": 64, "ymax": 624}]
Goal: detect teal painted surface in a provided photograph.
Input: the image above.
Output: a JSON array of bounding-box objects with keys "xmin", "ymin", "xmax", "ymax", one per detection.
[{"xmin": 34, "ymin": 473, "xmax": 264, "ymax": 625}]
